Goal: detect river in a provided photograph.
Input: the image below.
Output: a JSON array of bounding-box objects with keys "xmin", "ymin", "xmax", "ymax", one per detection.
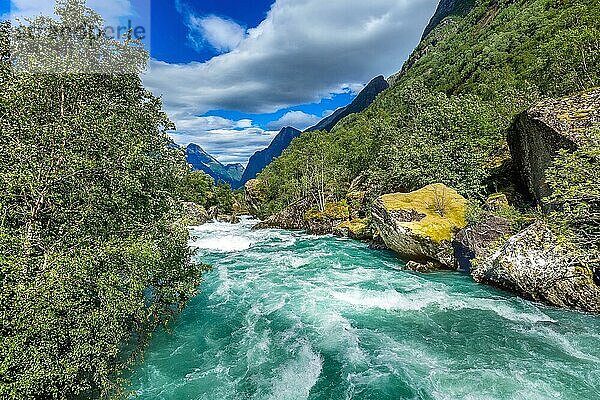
[{"xmin": 130, "ymin": 218, "xmax": 600, "ymax": 399}]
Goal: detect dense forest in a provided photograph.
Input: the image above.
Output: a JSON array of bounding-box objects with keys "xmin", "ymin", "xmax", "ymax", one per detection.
[{"xmin": 257, "ymin": 0, "xmax": 600, "ymax": 259}]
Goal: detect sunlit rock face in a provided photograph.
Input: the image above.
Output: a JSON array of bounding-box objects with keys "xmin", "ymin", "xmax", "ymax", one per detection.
[
  {"xmin": 372, "ymin": 183, "xmax": 467, "ymax": 268},
  {"xmin": 473, "ymin": 221, "xmax": 600, "ymax": 313}
]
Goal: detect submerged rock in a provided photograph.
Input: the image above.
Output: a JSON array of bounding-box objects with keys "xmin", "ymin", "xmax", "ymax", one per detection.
[
  {"xmin": 472, "ymin": 222, "xmax": 600, "ymax": 313},
  {"xmin": 508, "ymin": 88, "xmax": 600, "ymax": 204},
  {"xmin": 372, "ymin": 183, "xmax": 467, "ymax": 268}
]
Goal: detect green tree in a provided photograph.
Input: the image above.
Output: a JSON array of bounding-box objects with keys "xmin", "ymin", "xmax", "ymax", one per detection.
[{"xmin": 0, "ymin": 1, "xmax": 207, "ymax": 398}]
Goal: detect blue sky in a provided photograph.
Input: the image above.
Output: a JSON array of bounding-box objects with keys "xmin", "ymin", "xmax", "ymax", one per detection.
[{"xmin": 5, "ymin": 0, "xmax": 438, "ymax": 165}]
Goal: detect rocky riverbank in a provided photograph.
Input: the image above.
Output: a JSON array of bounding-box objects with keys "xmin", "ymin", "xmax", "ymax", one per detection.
[{"xmin": 246, "ymin": 88, "xmax": 600, "ymax": 313}]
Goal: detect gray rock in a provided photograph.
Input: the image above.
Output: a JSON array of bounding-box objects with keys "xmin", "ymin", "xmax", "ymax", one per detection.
[
  {"xmin": 181, "ymin": 202, "xmax": 210, "ymax": 226},
  {"xmin": 472, "ymin": 222, "xmax": 600, "ymax": 313},
  {"xmin": 508, "ymin": 88, "xmax": 600, "ymax": 204},
  {"xmin": 453, "ymin": 215, "xmax": 511, "ymax": 272}
]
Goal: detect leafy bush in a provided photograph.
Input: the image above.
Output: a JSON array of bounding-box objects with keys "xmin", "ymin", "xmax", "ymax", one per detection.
[{"xmin": 545, "ymin": 129, "xmax": 600, "ymax": 261}]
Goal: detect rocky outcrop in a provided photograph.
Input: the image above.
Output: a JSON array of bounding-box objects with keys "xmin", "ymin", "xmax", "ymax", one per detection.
[
  {"xmin": 508, "ymin": 88, "xmax": 600, "ymax": 204},
  {"xmin": 305, "ymin": 76, "xmax": 389, "ymax": 133},
  {"xmin": 252, "ymin": 198, "xmax": 312, "ymax": 231},
  {"xmin": 472, "ymin": 222, "xmax": 600, "ymax": 313},
  {"xmin": 253, "ymin": 198, "xmax": 371, "ymax": 236},
  {"xmin": 372, "ymin": 183, "xmax": 467, "ymax": 268},
  {"xmin": 244, "ymin": 179, "xmax": 267, "ymax": 216},
  {"xmin": 180, "ymin": 202, "xmax": 210, "ymax": 226}
]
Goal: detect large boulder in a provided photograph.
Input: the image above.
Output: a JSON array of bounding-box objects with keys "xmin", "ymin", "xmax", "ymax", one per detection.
[
  {"xmin": 472, "ymin": 222, "xmax": 600, "ymax": 313},
  {"xmin": 508, "ymin": 88, "xmax": 600, "ymax": 204},
  {"xmin": 244, "ymin": 179, "xmax": 267, "ymax": 216},
  {"xmin": 372, "ymin": 183, "xmax": 467, "ymax": 268},
  {"xmin": 180, "ymin": 202, "xmax": 210, "ymax": 226}
]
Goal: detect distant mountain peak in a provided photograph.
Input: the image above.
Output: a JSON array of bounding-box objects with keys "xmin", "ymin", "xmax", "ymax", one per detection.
[
  {"xmin": 185, "ymin": 143, "xmax": 245, "ymax": 186},
  {"xmin": 238, "ymin": 126, "xmax": 302, "ymax": 188}
]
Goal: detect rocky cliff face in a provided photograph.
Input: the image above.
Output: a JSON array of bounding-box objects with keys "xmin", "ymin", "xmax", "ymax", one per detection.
[
  {"xmin": 238, "ymin": 127, "xmax": 301, "ymax": 188},
  {"xmin": 473, "ymin": 222, "xmax": 600, "ymax": 313},
  {"xmin": 508, "ymin": 88, "xmax": 600, "ymax": 204},
  {"xmin": 371, "ymin": 184, "xmax": 467, "ymax": 268},
  {"xmin": 305, "ymin": 75, "xmax": 389, "ymax": 133}
]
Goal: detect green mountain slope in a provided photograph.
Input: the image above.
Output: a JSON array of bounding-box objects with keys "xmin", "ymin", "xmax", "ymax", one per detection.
[{"xmin": 257, "ymin": 0, "xmax": 600, "ymax": 215}]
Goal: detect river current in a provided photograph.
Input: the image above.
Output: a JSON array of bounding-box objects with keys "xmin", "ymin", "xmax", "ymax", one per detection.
[{"xmin": 130, "ymin": 218, "xmax": 600, "ymax": 399}]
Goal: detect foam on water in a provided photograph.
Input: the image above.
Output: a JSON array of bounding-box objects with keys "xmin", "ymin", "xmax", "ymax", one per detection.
[{"xmin": 130, "ymin": 219, "xmax": 600, "ymax": 399}]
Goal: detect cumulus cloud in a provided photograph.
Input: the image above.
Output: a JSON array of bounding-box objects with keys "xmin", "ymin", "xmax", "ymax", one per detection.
[
  {"xmin": 188, "ymin": 15, "xmax": 247, "ymax": 53},
  {"xmin": 170, "ymin": 115, "xmax": 276, "ymax": 165},
  {"xmin": 266, "ymin": 111, "xmax": 321, "ymax": 131},
  {"xmin": 145, "ymin": 0, "xmax": 438, "ymax": 117}
]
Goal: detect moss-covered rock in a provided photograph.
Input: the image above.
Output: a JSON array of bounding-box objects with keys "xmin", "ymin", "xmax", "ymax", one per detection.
[
  {"xmin": 244, "ymin": 179, "xmax": 267, "ymax": 216},
  {"xmin": 372, "ymin": 183, "xmax": 467, "ymax": 268},
  {"xmin": 333, "ymin": 218, "xmax": 371, "ymax": 240},
  {"xmin": 472, "ymin": 221, "xmax": 600, "ymax": 313},
  {"xmin": 305, "ymin": 201, "xmax": 350, "ymax": 221},
  {"xmin": 180, "ymin": 202, "xmax": 210, "ymax": 226}
]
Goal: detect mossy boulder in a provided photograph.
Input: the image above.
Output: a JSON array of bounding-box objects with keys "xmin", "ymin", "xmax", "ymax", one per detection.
[
  {"xmin": 372, "ymin": 183, "xmax": 467, "ymax": 268},
  {"xmin": 472, "ymin": 222, "xmax": 600, "ymax": 313},
  {"xmin": 333, "ymin": 218, "xmax": 371, "ymax": 240},
  {"xmin": 305, "ymin": 201, "xmax": 350, "ymax": 221},
  {"xmin": 180, "ymin": 202, "xmax": 210, "ymax": 226},
  {"xmin": 244, "ymin": 179, "xmax": 267, "ymax": 216}
]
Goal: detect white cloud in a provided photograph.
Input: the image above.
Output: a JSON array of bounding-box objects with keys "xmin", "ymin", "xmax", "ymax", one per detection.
[
  {"xmin": 145, "ymin": 0, "xmax": 438, "ymax": 117},
  {"xmin": 267, "ymin": 111, "xmax": 321, "ymax": 131},
  {"xmin": 188, "ymin": 15, "xmax": 246, "ymax": 53},
  {"xmin": 169, "ymin": 115, "xmax": 276, "ymax": 165}
]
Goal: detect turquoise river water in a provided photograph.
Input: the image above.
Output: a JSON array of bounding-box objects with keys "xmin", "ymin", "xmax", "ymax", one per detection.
[{"xmin": 130, "ymin": 218, "xmax": 600, "ymax": 399}]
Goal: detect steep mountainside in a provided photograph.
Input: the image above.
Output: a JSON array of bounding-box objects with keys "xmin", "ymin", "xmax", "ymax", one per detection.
[
  {"xmin": 305, "ymin": 75, "xmax": 390, "ymax": 132},
  {"xmin": 238, "ymin": 127, "xmax": 301, "ymax": 188},
  {"xmin": 258, "ymin": 0, "xmax": 600, "ymax": 213},
  {"xmin": 186, "ymin": 143, "xmax": 245, "ymax": 186},
  {"xmin": 421, "ymin": 0, "xmax": 474, "ymax": 39},
  {"xmin": 225, "ymin": 163, "xmax": 245, "ymax": 182},
  {"xmin": 238, "ymin": 76, "xmax": 390, "ymax": 188}
]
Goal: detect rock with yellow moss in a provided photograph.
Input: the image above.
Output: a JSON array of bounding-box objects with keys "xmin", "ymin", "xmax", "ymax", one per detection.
[
  {"xmin": 371, "ymin": 183, "xmax": 467, "ymax": 268},
  {"xmin": 472, "ymin": 222, "xmax": 600, "ymax": 313},
  {"xmin": 333, "ymin": 218, "xmax": 371, "ymax": 240}
]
